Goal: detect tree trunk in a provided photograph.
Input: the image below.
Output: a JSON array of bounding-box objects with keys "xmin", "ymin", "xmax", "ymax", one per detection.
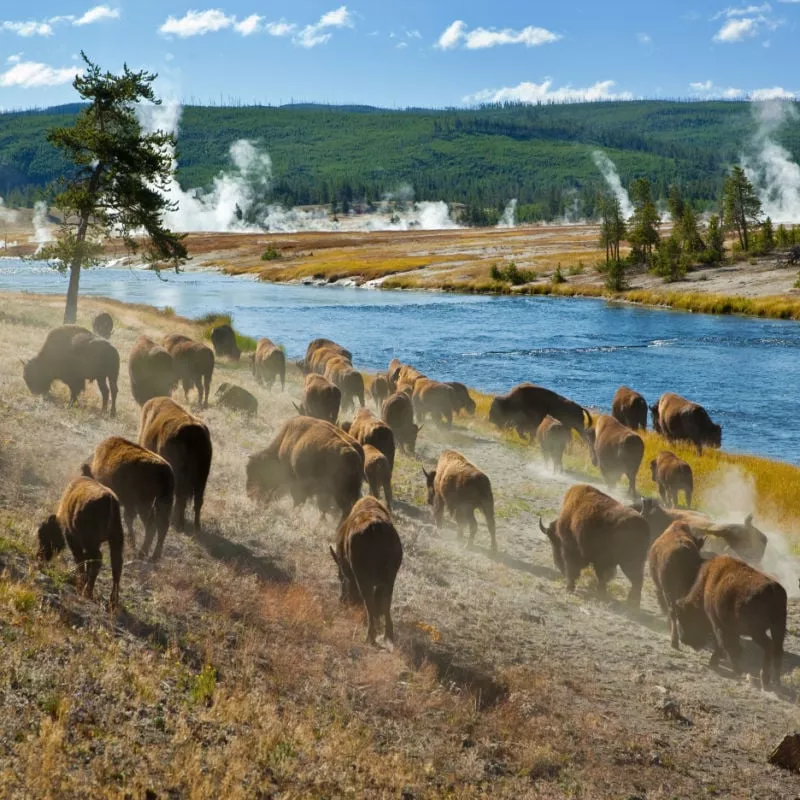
[{"xmin": 63, "ymin": 262, "xmax": 81, "ymax": 323}]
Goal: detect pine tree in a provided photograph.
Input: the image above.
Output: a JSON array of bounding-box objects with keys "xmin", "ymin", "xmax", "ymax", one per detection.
[
  {"xmin": 722, "ymin": 166, "xmax": 762, "ymax": 252},
  {"xmin": 628, "ymin": 178, "xmax": 660, "ymax": 266},
  {"xmin": 704, "ymin": 214, "xmax": 726, "ymax": 263},
  {"xmin": 761, "ymin": 216, "xmax": 775, "ymax": 253}
]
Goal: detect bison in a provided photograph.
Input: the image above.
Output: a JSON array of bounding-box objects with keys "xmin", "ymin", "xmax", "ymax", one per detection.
[
  {"xmin": 446, "ymin": 382, "xmax": 476, "ymax": 416},
  {"xmin": 611, "ymin": 386, "xmax": 647, "ymax": 431},
  {"xmin": 423, "ymin": 450, "xmax": 496, "ymax": 552},
  {"xmin": 246, "ymin": 416, "xmax": 364, "ymax": 521},
  {"xmin": 138, "ymin": 397, "xmax": 212, "ymax": 533},
  {"xmin": 382, "ymin": 391, "xmax": 420, "ymax": 454},
  {"xmin": 539, "ymin": 484, "xmax": 650, "ymax": 607},
  {"xmin": 390, "ymin": 363, "xmax": 425, "ymax": 393},
  {"xmin": 370, "ymin": 374, "xmax": 390, "ymax": 409},
  {"xmin": 163, "ymin": 334, "xmax": 215, "ymax": 408},
  {"xmin": 296, "ymin": 373, "xmax": 341, "ymax": 424},
  {"xmin": 329, "ymin": 496, "xmax": 402, "ymax": 644},
  {"xmin": 584, "ymin": 414, "xmax": 644, "ymax": 498},
  {"xmin": 324, "ymin": 356, "xmax": 365, "ymax": 411},
  {"xmin": 650, "ymin": 392, "xmax": 722, "ymax": 454},
  {"xmin": 23, "ymin": 325, "xmax": 120, "ymax": 415},
  {"xmin": 82, "ymin": 436, "xmax": 174, "ymax": 562},
  {"xmin": 650, "ymin": 451, "xmax": 693, "ymax": 508},
  {"xmin": 37, "ymin": 477, "xmax": 124, "ymax": 609},
  {"xmin": 306, "ymin": 338, "xmax": 352, "ymax": 368},
  {"xmin": 648, "ymin": 521, "xmax": 706, "ymax": 648},
  {"xmin": 489, "ymin": 383, "xmax": 591, "ymax": 441},
  {"xmin": 363, "ymin": 443, "xmax": 393, "ymax": 509},
  {"xmin": 250, "ymin": 338, "xmax": 286, "ymax": 390},
  {"xmin": 215, "ymin": 382, "xmax": 258, "ymax": 416},
  {"xmin": 210, "ymin": 323, "xmax": 241, "ymax": 361},
  {"xmin": 676, "ymin": 555, "xmax": 786, "ymax": 688},
  {"xmin": 536, "ymin": 415, "xmax": 570, "ymax": 472},
  {"xmin": 129, "ymin": 336, "xmax": 176, "ymax": 406},
  {"xmin": 92, "ymin": 311, "xmax": 113, "ymax": 339},
  {"xmin": 344, "ymin": 408, "xmax": 395, "ymax": 471},
  {"xmin": 413, "ymin": 378, "xmax": 456, "ymax": 427}
]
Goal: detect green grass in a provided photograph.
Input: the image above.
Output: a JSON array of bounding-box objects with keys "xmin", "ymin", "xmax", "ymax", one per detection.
[{"xmin": 197, "ymin": 312, "xmax": 259, "ymax": 352}]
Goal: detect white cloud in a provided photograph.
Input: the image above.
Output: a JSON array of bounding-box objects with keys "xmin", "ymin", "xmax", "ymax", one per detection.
[
  {"xmin": 74, "ymin": 5, "xmax": 120, "ymax": 26},
  {"xmin": 690, "ymin": 80, "xmax": 715, "ymax": 91},
  {"xmin": 751, "ymin": 86, "xmax": 796, "ymax": 99},
  {"xmin": 1, "ymin": 20, "xmax": 55, "ymax": 36},
  {"xmin": 160, "ymin": 9, "xmax": 234, "ymax": 37},
  {"xmin": 437, "ymin": 20, "xmax": 467, "ymax": 49},
  {"xmin": 713, "ymin": 3, "xmax": 772, "ymax": 17},
  {"xmin": 234, "ymin": 14, "xmax": 262, "ymax": 35},
  {"xmin": 688, "ymin": 80, "xmax": 795, "ymax": 99},
  {"xmin": 437, "ymin": 20, "xmax": 560, "ymax": 50},
  {"xmin": 637, "ymin": 32, "xmax": 652, "ymax": 44},
  {"xmin": 714, "ymin": 16, "xmax": 760, "ymax": 40},
  {"xmin": 396, "ymin": 41, "xmax": 408, "ymax": 49},
  {"xmin": 0, "ymin": 57, "xmax": 81, "ymax": 88},
  {"xmin": 711, "ymin": 2, "xmax": 782, "ymax": 41},
  {"xmin": 293, "ymin": 5, "xmax": 353, "ymax": 48},
  {"xmin": 465, "ymin": 78, "xmax": 633, "ymax": 105},
  {"xmin": 406, "ymin": 29, "xmax": 422, "ymax": 39},
  {"xmin": 265, "ymin": 20, "xmax": 295, "ymax": 37}
]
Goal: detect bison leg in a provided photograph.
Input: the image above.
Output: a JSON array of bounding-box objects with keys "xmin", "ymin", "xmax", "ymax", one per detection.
[
  {"xmin": 123, "ymin": 507, "xmax": 137, "ymax": 550},
  {"xmin": 172, "ymin": 492, "xmax": 188, "ymax": 533},
  {"xmin": 98, "ymin": 377, "xmax": 110, "ymax": 413},
  {"xmin": 432, "ymin": 494, "xmax": 445, "ymax": 529},
  {"xmin": 384, "ymin": 480, "xmax": 393, "ymax": 510},
  {"xmin": 619, "ymin": 558, "xmax": 644, "ymax": 608},
  {"xmin": 668, "ymin": 610, "xmax": 681, "ymax": 650},
  {"xmin": 657, "ymin": 483, "xmax": 668, "ymax": 504},
  {"xmin": 84, "ymin": 547, "xmax": 102, "ymax": 601},
  {"xmin": 627, "ymin": 472, "xmax": 638, "ymax": 500},
  {"xmin": 565, "ymin": 560, "xmax": 582, "ymax": 593},
  {"xmin": 193, "ymin": 488, "xmax": 204, "ymax": 533},
  {"xmin": 750, "ymin": 630, "xmax": 774, "ymax": 688},
  {"xmin": 139, "ymin": 517, "xmax": 157, "ymax": 561},
  {"xmin": 377, "ymin": 583, "xmax": 395, "ymax": 643},
  {"xmin": 684, "ymin": 488, "xmax": 693, "ymax": 509},
  {"xmin": 109, "ymin": 375, "xmax": 118, "ymax": 417},
  {"xmin": 467, "ymin": 510, "xmax": 478, "ymax": 544},
  {"xmin": 357, "ymin": 579, "xmax": 379, "ymax": 644}
]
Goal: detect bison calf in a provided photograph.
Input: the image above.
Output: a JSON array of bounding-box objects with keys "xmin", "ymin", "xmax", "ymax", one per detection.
[
  {"xmin": 215, "ymin": 382, "xmax": 258, "ymax": 416},
  {"xmin": 612, "ymin": 386, "xmax": 647, "ymax": 431},
  {"xmin": 163, "ymin": 334, "xmax": 215, "ymax": 408},
  {"xmin": 250, "ymin": 338, "xmax": 286, "ymax": 390},
  {"xmin": 381, "ymin": 391, "xmax": 420, "ymax": 454},
  {"xmin": 92, "ymin": 311, "xmax": 113, "ymax": 339},
  {"xmin": 676, "ymin": 555, "xmax": 786, "ymax": 688},
  {"xmin": 329, "ymin": 496, "xmax": 403, "ymax": 644},
  {"xmin": 129, "ymin": 336, "xmax": 176, "ymax": 406},
  {"xmin": 423, "ymin": 450, "xmax": 496, "ymax": 552},
  {"xmin": 37, "ymin": 477, "xmax": 124, "ymax": 609},
  {"xmin": 584, "ymin": 414, "xmax": 644, "ymax": 498},
  {"xmin": 650, "ymin": 451, "xmax": 693, "ymax": 508},
  {"xmin": 536, "ymin": 415, "xmax": 570, "ymax": 472},
  {"xmin": 210, "ymin": 323, "xmax": 241, "ymax": 361}
]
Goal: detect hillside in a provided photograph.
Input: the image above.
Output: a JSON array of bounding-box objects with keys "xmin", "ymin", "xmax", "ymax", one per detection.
[{"xmin": 1, "ymin": 100, "xmax": 798, "ymax": 221}]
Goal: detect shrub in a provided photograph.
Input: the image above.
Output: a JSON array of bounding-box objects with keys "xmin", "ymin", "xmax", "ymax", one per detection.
[
  {"xmin": 261, "ymin": 244, "xmax": 282, "ymax": 261},
  {"xmin": 604, "ymin": 260, "xmax": 628, "ymax": 292},
  {"xmin": 198, "ymin": 312, "xmax": 258, "ymax": 352},
  {"xmin": 551, "ymin": 266, "xmax": 566, "ymax": 284},
  {"xmin": 189, "ymin": 664, "xmax": 217, "ymax": 707},
  {"xmin": 489, "ymin": 261, "xmax": 536, "ymax": 285}
]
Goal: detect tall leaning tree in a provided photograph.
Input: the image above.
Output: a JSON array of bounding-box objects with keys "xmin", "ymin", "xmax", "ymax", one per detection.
[
  {"xmin": 722, "ymin": 166, "xmax": 762, "ymax": 253},
  {"xmin": 44, "ymin": 53, "xmax": 187, "ymax": 323}
]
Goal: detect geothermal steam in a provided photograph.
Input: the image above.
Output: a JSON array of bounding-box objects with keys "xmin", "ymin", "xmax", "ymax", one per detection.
[
  {"xmin": 592, "ymin": 150, "xmax": 634, "ymax": 220},
  {"xmin": 497, "ymin": 199, "xmax": 518, "ymax": 229}
]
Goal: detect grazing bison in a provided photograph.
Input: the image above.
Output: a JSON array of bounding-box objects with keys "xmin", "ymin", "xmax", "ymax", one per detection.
[
  {"xmin": 651, "ymin": 392, "xmax": 722, "ymax": 454},
  {"xmin": 345, "ymin": 408, "xmax": 396, "ymax": 471},
  {"xmin": 92, "ymin": 311, "xmax": 113, "ymax": 339},
  {"xmin": 370, "ymin": 374, "xmax": 390, "ymax": 409},
  {"xmin": 648, "ymin": 521, "xmax": 706, "ymax": 648},
  {"xmin": 423, "ymin": 450, "xmax": 496, "ymax": 552},
  {"xmin": 163, "ymin": 334, "xmax": 215, "ymax": 408},
  {"xmin": 250, "ymin": 338, "xmax": 286, "ymax": 390},
  {"xmin": 612, "ymin": 386, "xmax": 647, "ymax": 431},
  {"xmin": 215, "ymin": 382, "xmax": 258, "ymax": 416},
  {"xmin": 446, "ymin": 382, "xmax": 476, "ymax": 416},
  {"xmin": 210, "ymin": 323, "xmax": 241, "ymax": 361},
  {"xmin": 381, "ymin": 391, "xmax": 420, "ymax": 454},
  {"xmin": 584, "ymin": 414, "xmax": 644, "ymax": 498},
  {"xmin": 676, "ymin": 555, "xmax": 786, "ymax": 688},
  {"xmin": 650, "ymin": 451, "xmax": 694, "ymax": 508},
  {"xmin": 362, "ymin": 443, "xmax": 393, "ymax": 509},
  {"xmin": 247, "ymin": 416, "xmax": 364, "ymax": 521},
  {"xmin": 324, "ymin": 356, "xmax": 365, "ymax": 411},
  {"xmin": 82, "ymin": 436, "xmax": 174, "ymax": 562},
  {"xmin": 536, "ymin": 415, "xmax": 570, "ymax": 472},
  {"xmin": 23, "ymin": 325, "xmax": 120, "ymax": 416},
  {"xmin": 489, "ymin": 383, "xmax": 591, "ymax": 441},
  {"xmin": 37, "ymin": 477, "xmax": 124, "ymax": 609},
  {"xmin": 329, "ymin": 496, "xmax": 403, "ymax": 644},
  {"xmin": 296, "ymin": 373, "xmax": 341, "ymax": 424},
  {"xmin": 138, "ymin": 397, "xmax": 212, "ymax": 533},
  {"xmin": 633, "ymin": 498, "xmax": 768, "ymax": 564},
  {"xmin": 539, "ymin": 484, "xmax": 650, "ymax": 607},
  {"xmin": 413, "ymin": 378, "xmax": 456, "ymax": 427},
  {"xmin": 129, "ymin": 336, "xmax": 176, "ymax": 406}
]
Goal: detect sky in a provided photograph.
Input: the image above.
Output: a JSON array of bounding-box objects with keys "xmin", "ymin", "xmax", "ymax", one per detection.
[{"xmin": 0, "ymin": 1, "xmax": 795, "ymax": 110}]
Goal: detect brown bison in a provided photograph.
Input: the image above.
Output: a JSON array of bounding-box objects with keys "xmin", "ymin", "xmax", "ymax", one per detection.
[
  {"xmin": 163, "ymin": 334, "xmax": 215, "ymax": 408},
  {"xmin": 296, "ymin": 373, "xmax": 341, "ymax": 423},
  {"xmin": 390, "ymin": 363, "xmax": 425, "ymax": 393},
  {"xmin": 584, "ymin": 414, "xmax": 644, "ymax": 498},
  {"xmin": 370, "ymin": 373, "xmax": 390, "ymax": 409},
  {"xmin": 344, "ymin": 408, "xmax": 396, "ymax": 471},
  {"xmin": 23, "ymin": 325, "xmax": 120, "ymax": 415},
  {"xmin": 611, "ymin": 386, "xmax": 647, "ymax": 431},
  {"xmin": 536, "ymin": 415, "xmax": 570, "ymax": 472},
  {"xmin": 423, "ymin": 450, "xmax": 496, "ymax": 552},
  {"xmin": 489, "ymin": 383, "xmax": 591, "ymax": 441},
  {"xmin": 329, "ymin": 496, "xmax": 403, "ymax": 644},
  {"xmin": 250, "ymin": 338, "xmax": 286, "ymax": 389},
  {"xmin": 676, "ymin": 555, "xmax": 786, "ymax": 688},
  {"xmin": 413, "ymin": 378, "xmax": 456, "ymax": 427},
  {"xmin": 381, "ymin": 391, "xmax": 420, "ymax": 454},
  {"xmin": 324, "ymin": 356, "xmax": 365, "ymax": 411},
  {"xmin": 539, "ymin": 484, "xmax": 650, "ymax": 606},
  {"xmin": 129, "ymin": 336, "xmax": 176, "ymax": 406},
  {"xmin": 210, "ymin": 323, "xmax": 241, "ymax": 361},
  {"xmin": 650, "ymin": 392, "xmax": 722, "ymax": 454},
  {"xmin": 648, "ymin": 521, "xmax": 706, "ymax": 648},
  {"xmin": 92, "ymin": 311, "xmax": 113, "ymax": 339},
  {"xmin": 246, "ymin": 416, "xmax": 364, "ymax": 521},
  {"xmin": 215, "ymin": 382, "xmax": 258, "ymax": 415},
  {"xmin": 446, "ymin": 382, "xmax": 476, "ymax": 415},
  {"xmin": 138, "ymin": 397, "xmax": 212, "ymax": 533},
  {"xmin": 306, "ymin": 338, "xmax": 352, "ymax": 367},
  {"xmin": 650, "ymin": 451, "xmax": 694, "ymax": 508},
  {"xmin": 363, "ymin": 443, "xmax": 393, "ymax": 509},
  {"xmin": 82, "ymin": 436, "xmax": 174, "ymax": 562},
  {"xmin": 37, "ymin": 477, "xmax": 124, "ymax": 609},
  {"xmin": 633, "ymin": 498, "xmax": 768, "ymax": 564}
]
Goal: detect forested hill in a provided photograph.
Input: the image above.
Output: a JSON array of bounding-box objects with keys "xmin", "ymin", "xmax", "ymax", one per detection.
[{"xmin": 1, "ymin": 100, "xmax": 797, "ymax": 221}]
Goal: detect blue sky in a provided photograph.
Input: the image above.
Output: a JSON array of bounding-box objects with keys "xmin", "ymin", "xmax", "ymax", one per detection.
[{"xmin": 0, "ymin": 1, "xmax": 795, "ymax": 109}]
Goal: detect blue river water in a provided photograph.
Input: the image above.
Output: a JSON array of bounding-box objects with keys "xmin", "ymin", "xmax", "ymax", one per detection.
[{"xmin": 0, "ymin": 258, "xmax": 798, "ymax": 463}]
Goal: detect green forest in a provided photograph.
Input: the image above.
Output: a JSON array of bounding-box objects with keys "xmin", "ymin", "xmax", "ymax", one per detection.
[{"xmin": 1, "ymin": 100, "xmax": 797, "ymax": 222}]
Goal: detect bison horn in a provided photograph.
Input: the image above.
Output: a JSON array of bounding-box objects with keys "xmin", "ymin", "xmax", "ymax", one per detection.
[
  {"xmin": 328, "ymin": 545, "xmax": 339, "ymax": 566},
  {"xmin": 538, "ymin": 517, "xmax": 548, "ymax": 535},
  {"xmin": 421, "ymin": 467, "xmax": 429, "ymax": 479},
  {"xmin": 744, "ymin": 513, "xmax": 753, "ymax": 527},
  {"xmin": 292, "ymin": 402, "xmax": 302, "ymax": 415}
]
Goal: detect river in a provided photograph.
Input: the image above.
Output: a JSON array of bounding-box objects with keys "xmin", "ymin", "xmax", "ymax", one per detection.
[{"xmin": 1, "ymin": 258, "xmax": 797, "ymax": 464}]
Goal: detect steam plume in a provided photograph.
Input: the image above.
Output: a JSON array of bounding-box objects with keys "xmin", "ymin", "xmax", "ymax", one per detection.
[
  {"xmin": 591, "ymin": 150, "xmax": 634, "ymax": 219},
  {"xmin": 30, "ymin": 201, "xmax": 53, "ymax": 252},
  {"xmin": 497, "ymin": 199, "xmax": 517, "ymax": 228}
]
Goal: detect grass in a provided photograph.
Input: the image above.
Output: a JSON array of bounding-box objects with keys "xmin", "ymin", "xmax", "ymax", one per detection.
[{"xmin": 197, "ymin": 312, "xmax": 259, "ymax": 352}]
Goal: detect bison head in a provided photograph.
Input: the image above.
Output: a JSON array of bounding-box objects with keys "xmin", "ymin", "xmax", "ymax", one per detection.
[
  {"xmin": 245, "ymin": 451, "xmax": 285, "ymax": 502},
  {"xmin": 538, "ymin": 518, "xmax": 565, "ymax": 575},
  {"xmin": 407, "ymin": 423, "xmax": 421, "ymax": 454},
  {"xmin": 37, "ymin": 515, "xmax": 65, "ymax": 562},
  {"xmin": 583, "ymin": 428, "xmax": 598, "ymax": 467},
  {"xmin": 22, "ymin": 357, "xmax": 52, "ymax": 396},
  {"xmin": 488, "ymin": 397, "xmax": 505, "ymax": 428},
  {"xmin": 421, "ymin": 467, "xmax": 436, "ymax": 505},
  {"xmin": 329, "ymin": 546, "xmax": 360, "ymax": 605},
  {"xmin": 675, "ymin": 598, "xmax": 711, "ymax": 650},
  {"xmin": 706, "ymin": 423, "xmax": 722, "ymax": 449},
  {"xmin": 649, "ymin": 404, "xmax": 662, "ymax": 434}
]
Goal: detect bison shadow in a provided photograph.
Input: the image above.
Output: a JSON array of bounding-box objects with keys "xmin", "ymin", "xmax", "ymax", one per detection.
[
  {"xmin": 473, "ymin": 544, "xmax": 562, "ymax": 581},
  {"xmin": 392, "ymin": 499, "xmax": 430, "ymax": 522},
  {"xmin": 114, "ymin": 608, "xmax": 205, "ymax": 671},
  {"xmin": 192, "ymin": 522, "xmax": 294, "ymax": 585}
]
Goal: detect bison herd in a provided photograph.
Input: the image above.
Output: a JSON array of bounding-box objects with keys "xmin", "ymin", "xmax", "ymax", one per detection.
[{"xmin": 25, "ymin": 318, "xmax": 790, "ymax": 685}]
